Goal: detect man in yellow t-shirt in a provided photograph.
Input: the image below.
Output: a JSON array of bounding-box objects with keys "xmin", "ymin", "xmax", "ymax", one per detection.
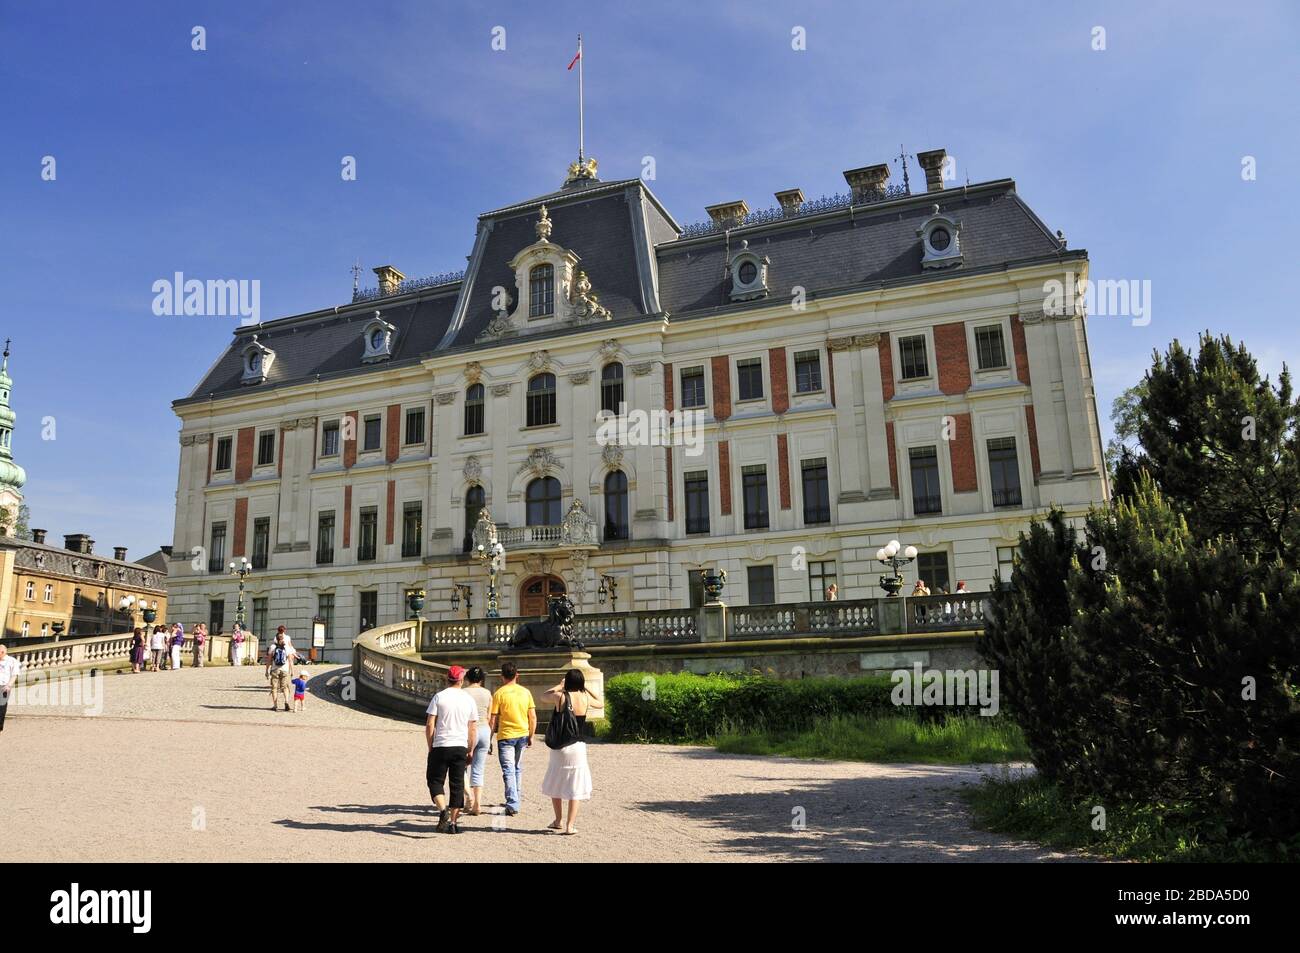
[{"xmin": 489, "ymin": 661, "xmax": 536, "ymax": 815}]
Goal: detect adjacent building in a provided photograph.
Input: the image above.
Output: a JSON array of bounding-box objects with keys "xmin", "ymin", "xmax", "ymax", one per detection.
[{"xmin": 169, "ymin": 150, "xmax": 1109, "ymax": 660}]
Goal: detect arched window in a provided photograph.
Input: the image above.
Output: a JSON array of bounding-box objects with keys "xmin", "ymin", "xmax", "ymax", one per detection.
[
  {"xmin": 463, "ymin": 485, "xmax": 485, "ymax": 553},
  {"xmin": 604, "ymin": 470, "xmax": 629, "ymax": 541},
  {"xmin": 529, "ymin": 264, "xmax": 554, "ymax": 318},
  {"xmin": 600, "ymin": 362, "xmax": 624, "ymax": 414},
  {"xmin": 526, "ymin": 373, "xmax": 557, "ymax": 427},
  {"xmin": 464, "ymin": 383, "xmax": 485, "ymax": 435},
  {"xmin": 526, "ymin": 477, "xmax": 562, "ymax": 526}
]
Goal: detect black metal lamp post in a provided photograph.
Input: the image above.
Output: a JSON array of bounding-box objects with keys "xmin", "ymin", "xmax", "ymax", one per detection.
[
  {"xmin": 228, "ymin": 556, "xmax": 252, "ymax": 630},
  {"xmin": 450, "ymin": 583, "xmax": 473, "ymax": 619},
  {"xmin": 597, "ymin": 574, "xmax": 618, "ymax": 611},
  {"xmin": 874, "ymin": 540, "xmax": 918, "ymax": 597}
]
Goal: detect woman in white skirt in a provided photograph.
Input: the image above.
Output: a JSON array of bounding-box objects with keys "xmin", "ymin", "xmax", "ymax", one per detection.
[
  {"xmin": 541, "ymin": 669, "xmax": 601, "ymax": 835},
  {"xmin": 230, "ymin": 622, "xmax": 245, "ymax": 667}
]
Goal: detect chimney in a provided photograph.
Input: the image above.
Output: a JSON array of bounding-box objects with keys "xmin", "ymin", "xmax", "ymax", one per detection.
[
  {"xmin": 113, "ymin": 546, "xmax": 128, "ymax": 562},
  {"xmin": 843, "ymin": 164, "xmax": 890, "ymax": 203},
  {"xmin": 64, "ymin": 533, "xmax": 94, "ymax": 555},
  {"xmin": 31, "ymin": 528, "xmax": 46, "ymax": 544},
  {"xmin": 916, "ymin": 148, "xmax": 947, "ymax": 192},
  {"xmin": 372, "ymin": 264, "xmax": 406, "ymax": 296},
  {"xmin": 161, "ymin": 545, "xmax": 174, "ymax": 558},
  {"xmin": 704, "ymin": 200, "xmax": 750, "ymax": 229},
  {"xmin": 774, "ymin": 189, "xmax": 805, "ymax": 216}
]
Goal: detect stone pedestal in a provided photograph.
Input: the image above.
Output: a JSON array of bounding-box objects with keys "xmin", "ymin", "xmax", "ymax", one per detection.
[
  {"xmin": 700, "ymin": 602, "xmax": 728, "ymax": 643},
  {"xmin": 494, "ymin": 650, "xmax": 605, "ymax": 726}
]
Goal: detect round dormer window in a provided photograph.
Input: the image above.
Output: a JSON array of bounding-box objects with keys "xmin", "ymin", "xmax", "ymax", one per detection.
[
  {"xmin": 370, "ymin": 328, "xmax": 385, "ymax": 350},
  {"xmin": 738, "ymin": 260, "xmax": 758, "ymax": 284},
  {"xmin": 928, "ymin": 226, "xmax": 951, "ymax": 252}
]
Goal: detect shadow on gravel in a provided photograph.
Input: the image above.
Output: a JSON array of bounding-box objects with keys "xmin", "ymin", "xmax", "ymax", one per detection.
[{"xmin": 272, "ymin": 815, "xmax": 437, "ymax": 839}]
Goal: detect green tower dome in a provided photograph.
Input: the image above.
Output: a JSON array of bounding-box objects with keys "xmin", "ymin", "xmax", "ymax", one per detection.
[{"xmin": 0, "ymin": 341, "xmax": 26, "ymax": 491}]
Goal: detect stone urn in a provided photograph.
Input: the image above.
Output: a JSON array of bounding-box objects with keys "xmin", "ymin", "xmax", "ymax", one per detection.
[
  {"xmin": 142, "ymin": 608, "xmax": 158, "ymax": 624},
  {"xmin": 703, "ymin": 568, "xmax": 727, "ymax": 604},
  {"xmin": 407, "ymin": 590, "xmax": 426, "ymax": 619},
  {"xmin": 879, "ymin": 573, "xmax": 904, "ymax": 598}
]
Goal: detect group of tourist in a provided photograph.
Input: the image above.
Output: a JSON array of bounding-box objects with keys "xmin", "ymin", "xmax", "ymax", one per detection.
[
  {"xmin": 130, "ymin": 622, "xmax": 210, "ymax": 673},
  {"xmin": 424, "ymin": 660, "xmax": 599, "ymax": 835},
  {"xmin": 910, "ymin": 579, "xmax": 971, "ymax": 597}
]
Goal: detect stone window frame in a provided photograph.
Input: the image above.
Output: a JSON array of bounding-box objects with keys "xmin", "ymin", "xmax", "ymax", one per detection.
[{"xmin": 255, "ymin": 428, "xmax": 277, "ymax": 469}]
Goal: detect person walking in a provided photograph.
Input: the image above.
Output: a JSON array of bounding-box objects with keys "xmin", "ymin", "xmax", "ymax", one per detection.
[
  {"xmin": 489, "ymin": 661, "xmax": 536, "ymax": 816},
  {"xmin": 169, "ymin": 623, "xmax": 185, "ymax": 671},
  {"xmin": 149, "ymin": 625, "xmax": 166, "ymax": 672},
  {"xmin": 291, "ymin": 669, "xmax": 308, "ymax": 712},
  {"xmin": 463, "ymin": 667, "xmax": 493, "ymax": 816},
  {"xmin": 265, "ymin": 631, "xmax": 297, "ymax": 712},
  {"xmin": 0, "ymin": 644, "xmax": 21, "ymax": 732},
  {"xmin": 231, "ymin": 622, "xmax": 245, "ymax": 667},
  {"xmin": 541, "ymin": 669, "xmax": 600, "ymax": 835},
  {"xmin": 130, "ymin": 627, "xmax": 145, "ymax": 673},
  {"xmin": 425, "ymin": 665, "xmax": 478, "ymax": 834},
  {"xmin": 192, "ymin": 623, "xmax": 207, "ymax": 668}
]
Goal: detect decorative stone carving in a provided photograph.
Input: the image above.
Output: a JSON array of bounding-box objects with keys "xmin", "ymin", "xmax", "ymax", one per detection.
[
  {"xmin": 434, "ymin": 391, "xmax": 457, "ymax": 405},
  {"xmin": 570, "ymin": 270, "xmax": 612, "ymax": 323},
  {"xmin": 490, "ymin": 383, "xmax": 512, "ymax": 397},
  {"xmin": 535, "ymin": 205, "xmax": 553, "ymax": 243},
  {"xmin": 568, "ymin": 371, "xmax": 591, "ymax": 385},
  {"xmin": 465, "ymin": 362, "xmax": 483, "ymax": 383},
  {"xmin": 827, "ymin": 335, "xmax": 858, "ymax": 352},
  {"xmin": 279, "ymin": 419, "xmax": 299, "ymax": 430},
  {"xmin": 630, "ymin": 362, "xmax": 653, "ymax": 376},
  {"xmin": 601, "ymin": 444, "xmax": 624, "ymax": 468},
  {"xmin": 296, "ymin": 416, "xmax": 317, "ymax": 429},
  {"xmin": 523, "ymin": 555, "xmax": 555, "ymax": 576},
  {"xmin": 463, "ymin": 455, "xmax": 483, "ymax": 483},
  {"xmin": 599, "ymin": 339, "xmax": 621, "ymax": 359},
  {"xmin": 559, "ymin": 499, "xmax": 598, "ymax": 547},
  {"xmin": 479, "ymin": 312, "xmax": 515, "ymax": 342},
  {"xmin": 527, "ymin": 350, "xmax": 552, "ymax": 373},
  {"xmin": 180, "ymin": 434, "xmax": 196, "ymax": 446},
  {"xmin": 517, "ymin": 447, "xmax": 562, "ymax": 478},
  {"xmin": 195, "ymin": 433, "xmax": 212, "ymax": 444}
]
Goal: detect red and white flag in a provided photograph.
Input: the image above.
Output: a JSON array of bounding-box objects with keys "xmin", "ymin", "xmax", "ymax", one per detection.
[{"xmin": 567, "ymin": 43, "xmax": 581, "ymax": 71}]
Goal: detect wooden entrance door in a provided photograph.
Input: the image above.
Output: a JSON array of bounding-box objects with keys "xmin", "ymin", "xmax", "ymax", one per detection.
[{"xmin": 519, "ymin": 575, "xmax": 566, "ymax": 618}]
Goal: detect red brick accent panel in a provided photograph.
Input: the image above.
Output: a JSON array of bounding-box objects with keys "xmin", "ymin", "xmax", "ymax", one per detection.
[
  {"xmin": 950, "ymin": 412, "xmax": 978, "ymax": 493},
  {"xmin": 879, "ymin": 333, "xmax": 895, "ymax": 401},
  {"xmin": 277, "ymin": 428, "xmax": 286, "ymax": 477},
  {"xmin": 776, "ymin": 433, "xmax": 791, "ymax": 509},
  {"xmin": 343, "ymin": 485, "xmax": 353, "ymax": 548},
  {"xmin": 885, "ymin": 421, "xmax": 899, "ymax": 497},
  {"xmin": 1025, "ymin": 406, "xmax": 1042, "ymax": 481},
  {"xmin": 343, "ymin": 412, "xmax": 358, "ymax": 469},
  {"xmin": 385, "ymin": 405, "xmax": 401, "ymax": 462},
  {"xmin": 1010, "ymin": 315, "xmax": 1031, "ymax": 385},
  {"xmin": 665, "ymin": 446, "xmax": 674, "ymax": 521},
  {"xmin": 234, "ymin": 427, "xmax": 254, "ymax": 483},
  {"xmin": 232, "ymin": 498, "xmax": 248, "ymax": 557},
  {"xmin": 935, "ymin": 322, "xmax": 972, "ymax": 395},
  {"xmin": 663, "ymin": 363, "xmax": 674, "ymax": 412},
  {"xmin": 718, "ymin": 440, "xmax": 732, "ymax": 515},
  {"xmin": 711, "ymin": 356, "xmax": 731, "ymax": 420},
  {"xmin": 769, "ymin": 347, "xmax": 789, "ymax": 415},
  {"xmin": 385, "ymin": 480, "xmax": 396, "ymax": 545}
]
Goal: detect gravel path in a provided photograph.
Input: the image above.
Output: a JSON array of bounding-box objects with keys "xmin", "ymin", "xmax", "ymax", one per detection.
[{"xmin": 1, "ymin": 665, "xmax": 1074, "ymax": 862}]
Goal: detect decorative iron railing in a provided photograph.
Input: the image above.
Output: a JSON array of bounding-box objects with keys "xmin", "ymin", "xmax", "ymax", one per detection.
[
  {"xmin": 676, "ymin": 185, "xmax": 912, "ymax": 240},
  {"xmin": 352, "ymin": 270, "xmax": 466, "ymax": 303}
]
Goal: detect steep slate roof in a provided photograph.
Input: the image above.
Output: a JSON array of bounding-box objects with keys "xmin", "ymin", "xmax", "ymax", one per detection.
[{"xmin": 176, "ymin": 172, "xmax": 1082, "ymax": 408}]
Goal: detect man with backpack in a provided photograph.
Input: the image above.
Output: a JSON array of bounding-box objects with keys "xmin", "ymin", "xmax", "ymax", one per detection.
[{"xmin": 265, "ymin": 628, "xmax": 297, "ymax": 712}]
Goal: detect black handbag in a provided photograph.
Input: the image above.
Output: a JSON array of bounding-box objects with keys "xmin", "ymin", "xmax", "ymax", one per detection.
[{"xmin": 544, "ymin": 691, "xmax": 582, "ymax": 750}]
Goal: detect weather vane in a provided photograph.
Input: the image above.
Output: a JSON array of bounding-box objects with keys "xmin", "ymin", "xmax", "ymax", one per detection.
[{"xmin": 894, "ymin": 144, "xmax": 913, "ymax": 195}]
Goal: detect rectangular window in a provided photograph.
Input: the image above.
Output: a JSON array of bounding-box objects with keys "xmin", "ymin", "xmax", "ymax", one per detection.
[
  {"xmin": 526, "ymin": 376, "xmax": 557, "ymax": 427},
  {"xmin": 363, "ymin": 415, "xmax": 382, "ymax": 452},
  {"xmin": 742, "ymin": 465, "xmax": 769, "ymax": 530},
  {"xmin": 402, "ymin": 502, "xmax": 423, "ymax": 558},
  {"xmin": 794, "ymin": 350, "xmax": 823, "ymax": 393},
  {"xmin": 975, "ymin": 325, "xmax": 1008, "ymax": 370},
  {"xmin": 73, "ymin": 588, "xmax": 81, "ymax": 607},
  {"xmin": 899, "ymin": 334, "xmax": 930, "ymax": 380},
  {"xmin": 256, "ymin": 430, "xmax": 276, "ymax": 467},
  {"xmin": 684, "ymin": 471, "xmax": 710, "ymax": 535},
  {"xmin": 44, "ymin": 584, "xmax": 53, "ymax": 603},
  {"xmin": 321, "ymin": 421, "xmax": 340, "ymax": 458},
  {"xmin": 357, "ymin": 507, "xmax": 378, "ymax": 561},
  {"xmin": 404, "ymin": 408, "xmax": 426, "ymax": 446},
  {"xmin": 252, "ymin": 597, "xmax": 268, "ymax": 639},
  {"xmin": 208, "ymin": 522, "xmax": 227, "ymax": 572},
  {"xmin": 996, "ymin": 546, "xmax": 1017, "ymax": 589},
  {"xmin": 737, "ymin": 358, "xmax": 764, "ymax": 401},
  {"xmin": 359, "ymin": 591, "xmax": 378, "ymax": 632},
  {"xmin": 810, "ymin": 560, "xmax": 838, "ymax": 601},
  {"xmin": 464, "ymin": 388, "xmax": 485, "ymax": 436},
  {"xmin": 529, "ymin": 265, "xmax": 555, "ymax": 318},
  {"xmin": 317, "ymin": 594, "xmax": 335, "ymax": 646},
  {"xmin": 916, "ymin": 552, "xmax": 951, "ymax": 594},
  {"xmin": 687, "ymin": 569, "xmax": 705, "ymax": 609},
  {"xmin": 24, "ymin": 581, "xmax": 34, "ymax": 600},
  {"xmin": 40, "ymin": 622, "xmax": 49, "ymax": 636},
  {"xmin": 801, "ymin": 458, "xmax": 831, "ymax": 525},
  {"xmin": 252, "ymin": 517, "xmax": 270, "ymax": 570},
  {"xmin": 680, "ymin": 366, "xmax": 706, "ymax": 409},
  {"xmin": 909, "ymin": 446, "xmax": 942, "ymax": 514},
  {"xmin": 214, "ymin": 436, "xmax": 233, "ymax": 472},
  {"xmin": 746, "ymin": 565, "xmax": 776, "ymax": 605},
  {"xmin": 316, "ymin": 511, "xmax": 335, "ymax": 565},
  {"xmin": 209, "ymin": 598, "xmax": 225, "ymax": 635},
  {"xmin": 988, "ymin": 437, "xmax": 1022, "ymax": 507},
  {"xmin": 20, "ymin": 621, "xmax": 29, "ymax": 637}
]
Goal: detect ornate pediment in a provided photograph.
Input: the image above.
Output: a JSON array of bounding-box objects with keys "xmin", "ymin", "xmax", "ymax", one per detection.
[
  {"xmin": 559, "ymin": 499, "xmax": 598, "ymax": 546},
  {"xmin": 517, "ymin": 447, "xmax": 562, "ymax": 479}
]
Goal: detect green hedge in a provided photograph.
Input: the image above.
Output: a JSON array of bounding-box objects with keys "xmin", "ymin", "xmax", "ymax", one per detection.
[{"xmin": 605, "ymin": 672, "xmax": 974, "ymax": 743}]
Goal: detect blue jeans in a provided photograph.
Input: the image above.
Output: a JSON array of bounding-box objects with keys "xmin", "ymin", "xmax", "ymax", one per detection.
[
  {"xmin": 497, "ymin": 737, "xmax": 528, "ymax": 811},
  {"xmin": 469, "ymin": 727, "xmax": 492, "ymax": 789}
]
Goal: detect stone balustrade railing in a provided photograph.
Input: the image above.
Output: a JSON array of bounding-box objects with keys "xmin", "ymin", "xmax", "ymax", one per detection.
[
  {"xmin": 7, "ymin": 632, "xmax": 260, "ymax": 675},
  {"xmin": 354, "ymin": 619, "xmax": 451, "ymax": 717}
]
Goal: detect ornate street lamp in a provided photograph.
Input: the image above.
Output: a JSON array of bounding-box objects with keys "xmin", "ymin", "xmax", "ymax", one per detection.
[
  {"xmin": 229, "ymin": 556, "xmax": 252, "ymax": 630},
  {"xmin": 597, "ymin": 574, "xmax": 618, "ymax": 611},
  {"xmin": 875, "ymin": 539, "xmax": 918, "ymax": 597},
  {"xmin": 471, "ymin": 509, "xmax": 504, "ymax": 619},
  {"xmin": 450, "ymin": 583, "xmax": 473, "ymax": 619}
]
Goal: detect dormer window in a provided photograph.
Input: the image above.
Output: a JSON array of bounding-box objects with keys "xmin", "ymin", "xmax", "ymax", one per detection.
[
  {"xmin": 529, "ymin": 264, "xmax": 555, "ymax": 318},
  {"xmin": 241, "ymin": 335, "xmax": 275, "ymax": 385},
  {"xmin": 918, "ymin": 205, "xmax": 963, "ymax": 269},
  {"xmin": 362, "ymin": 312, "xmax": 396, "ymax": 363},
  {"xmin": 728, "ymin": 240, "xmax": 769, "ymax": 301}
]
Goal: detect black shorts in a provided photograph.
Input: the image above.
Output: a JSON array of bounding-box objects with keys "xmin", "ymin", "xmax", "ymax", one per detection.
[{"xmin": 426, "ymin": 746, "xmax": 468, "ymax": 809}]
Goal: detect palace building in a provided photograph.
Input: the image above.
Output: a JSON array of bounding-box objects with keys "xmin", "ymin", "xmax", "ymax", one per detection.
[{"xmin": 169, "ymin": 150, "xmax": 1108, "ymax": 661}]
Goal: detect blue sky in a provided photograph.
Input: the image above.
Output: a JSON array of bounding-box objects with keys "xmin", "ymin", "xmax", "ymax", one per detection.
[{"xmin": 3, "ymin": 1, "xmax": 1297, "ymax": 558}]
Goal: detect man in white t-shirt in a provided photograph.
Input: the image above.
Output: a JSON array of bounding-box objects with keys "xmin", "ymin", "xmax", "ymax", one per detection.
[
  {"xmin": 425, "ymin": 665, "xmax": 478, "ymax": 834},
  {"xmin": 0, "ymin": 644, "xmax": 21, "ymax": 731}
]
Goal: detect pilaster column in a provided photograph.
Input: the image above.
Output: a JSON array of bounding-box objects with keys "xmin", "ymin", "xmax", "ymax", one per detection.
[
  {"xmin": 856, "ymin": 334, "xmax": 894, "ymax": 499},
  {"xmin": 828, "ymin": 337, "xmax": 866, "ymax": 504}
]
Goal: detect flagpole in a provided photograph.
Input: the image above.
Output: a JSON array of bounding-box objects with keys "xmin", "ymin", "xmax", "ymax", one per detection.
[{"xmin": 577, "ymin": 34, "xmax": 584, "ymax": 162}]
